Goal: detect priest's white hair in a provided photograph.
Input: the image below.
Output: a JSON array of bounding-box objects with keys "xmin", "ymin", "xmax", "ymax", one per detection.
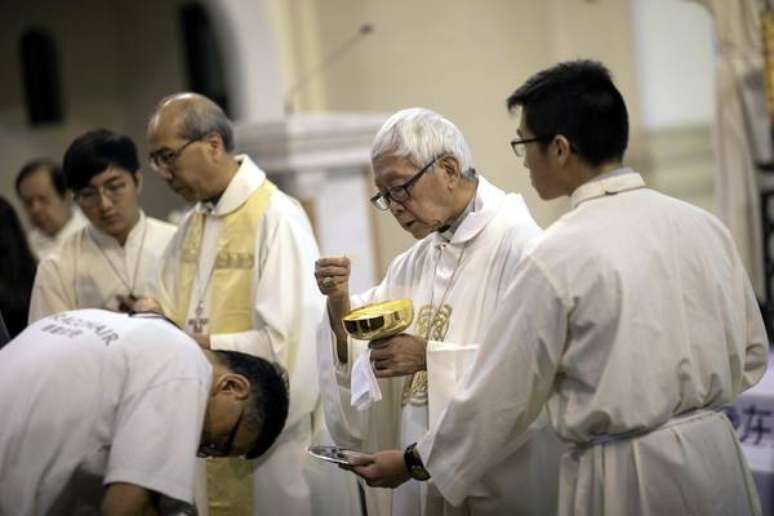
[{"xmin": 371, "ymin": 108, "xmax": 474, "ymax": 177}]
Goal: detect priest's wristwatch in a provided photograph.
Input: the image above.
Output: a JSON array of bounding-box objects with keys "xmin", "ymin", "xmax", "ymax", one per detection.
[{"xmin": 404, "ymin": 443, "xmax": 431, "ymax": 481}]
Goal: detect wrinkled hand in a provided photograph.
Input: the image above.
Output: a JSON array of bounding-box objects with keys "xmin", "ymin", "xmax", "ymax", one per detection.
[
  {"xmin": 314, "ymin": 256, "xmax": 351, "ymax": 298},
  {"xmin": 369, "ymin": 333, "xmax": 427, "ymax": 378},
  {"xmin": 117, "ymin": 295, "xmax": 163, "ymax": 314},
  {"xmin": 348, "ymin": 450, "xmax": 410, "ymax": 488}
]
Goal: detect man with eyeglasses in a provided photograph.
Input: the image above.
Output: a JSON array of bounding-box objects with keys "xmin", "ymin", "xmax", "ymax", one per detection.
[
  {"xmin": 0, "ymin": 308, "xmax": 288, "ymax": 515},
  {"xmin": 28, "ymin": 129, "xmax": 176, "ymax": 322},
  {"xmin": 314, "ymin": 108, "xmax": 561, "ymax": 516},
  {"xmin": 137, "ymin": 92, "xmax": 358, "ymax": 516},
  {"xmin": 348, "ymin": 61, "xmax": 769, "ymax": 516}
]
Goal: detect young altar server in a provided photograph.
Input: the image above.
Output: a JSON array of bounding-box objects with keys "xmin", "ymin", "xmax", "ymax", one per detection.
[{"xmin": 29, "ymin": 129, "xmax": 176, "ymax": 321}]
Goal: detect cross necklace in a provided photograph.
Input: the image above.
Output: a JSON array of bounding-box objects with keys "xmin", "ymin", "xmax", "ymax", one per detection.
[
  {"xmin": 93, "ymin": 218, "xmax": 148, "ymax": 304},
  {"xmin": 188, "ymin": 212, "xmax": 218, "ymax": 334}
]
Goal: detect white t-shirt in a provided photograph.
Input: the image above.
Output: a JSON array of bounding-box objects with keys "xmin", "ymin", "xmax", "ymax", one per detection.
[{"xmin": 0, "ymin": 309, "xmax": 212, "ymax": 515}]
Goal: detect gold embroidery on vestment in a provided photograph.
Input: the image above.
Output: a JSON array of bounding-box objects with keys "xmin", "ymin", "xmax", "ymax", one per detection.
[{"xmin": 401, "ymin": 303, "xmax": 452, "ymax": 407}]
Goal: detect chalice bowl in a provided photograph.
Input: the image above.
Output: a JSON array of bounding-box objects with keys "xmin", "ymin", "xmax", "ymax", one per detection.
[{"xmin": 342, "ymin": 298, "xmax": 414, "ymax": 340}]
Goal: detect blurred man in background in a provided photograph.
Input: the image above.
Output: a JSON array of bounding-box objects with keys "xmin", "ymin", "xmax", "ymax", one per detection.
[{"xmin": 15, "ymin": 159, "xmax": 86, "ymax": 259}]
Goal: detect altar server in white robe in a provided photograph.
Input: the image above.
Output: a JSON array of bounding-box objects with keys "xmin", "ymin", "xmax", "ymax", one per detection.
[
  {"xmin": 314, "ymin": 108, "xmax": 562, "ymax": 516},
  {"xmin": 29, "ymin": 129, "xmax": 176, "ymax": 322},
  {"xmin": 351, "ymin": 61, "xmax": 769, "ymax": 516},
  {"xmin": 140, "ymin": 92, "xmax": 359, "ymax": 516}
]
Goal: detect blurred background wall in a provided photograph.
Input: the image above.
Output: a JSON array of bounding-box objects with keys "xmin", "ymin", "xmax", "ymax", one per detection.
[{"xmin": 0, "ymin": 0, "xmax": 720, "ymax": 278}]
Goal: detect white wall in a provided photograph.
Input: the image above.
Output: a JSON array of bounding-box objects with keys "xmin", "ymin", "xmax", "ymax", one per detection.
[
  {"xmin": 0, "ymin": 0, "xmax": 285, "ymax": 226},
  {"xmin": 631, "ymin": 0, "xmax": 717, "ymax": 214},
  {"xmin": 633, "ymin": 0, "xmax": 716, "ymax": 128}
]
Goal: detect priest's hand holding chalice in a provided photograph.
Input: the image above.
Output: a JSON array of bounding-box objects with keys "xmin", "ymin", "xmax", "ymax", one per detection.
[{"xmin": 314, "ymin": 256, "xmax": 427, "ymax": 377}]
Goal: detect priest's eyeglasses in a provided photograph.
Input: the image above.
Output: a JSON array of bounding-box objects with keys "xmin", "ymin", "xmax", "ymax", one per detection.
[
  {"xmin": 198, "ymin": 405, "xmax": 244, "ymax": 458},
  {"xmin": 76, "ymin": 180, "xmax": 130, "ymax": 206},
  {"xmin": 510, "ymin": 136, "xmax": 551, "ymax": 157},
  {"xmin": 149, "ymin": 136, "xmax": 202, "ymax": 172},
  {"xmin": 370, "ymin": 156, "xmax": 438, "ymax": 211}
]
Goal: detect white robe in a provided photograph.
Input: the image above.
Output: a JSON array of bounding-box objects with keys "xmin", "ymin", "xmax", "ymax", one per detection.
[
  {"xmin": 29, "ymin": 212, "xmax": 176, "ymax": 322},
  {"xmin": 318, "ymin": 176, "xmax": 562, "ymax": 516},
  {"xmin": 27, "ymin": 207, "xmax": 87, "ymax": 260},
  {"xmin": 156, "ymin": 155, "xmax": 359, "ymax": 516},
  {"xmin": 417, "ymin": 168, "xmax": 769, "ymax": 516}
]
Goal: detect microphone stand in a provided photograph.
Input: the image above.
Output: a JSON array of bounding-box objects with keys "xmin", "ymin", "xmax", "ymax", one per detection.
[{"xmin": 284, "ymin": 24, "xmax": 373, "ymax": 114}]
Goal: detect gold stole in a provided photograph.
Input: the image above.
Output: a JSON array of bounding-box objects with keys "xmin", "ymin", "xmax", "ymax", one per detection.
[{"xmin": 173, "ymin": 180, "xmax": 276, "ymax": 516}]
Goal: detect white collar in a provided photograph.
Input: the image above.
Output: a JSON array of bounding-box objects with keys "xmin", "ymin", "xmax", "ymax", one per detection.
[
  {"xmin": 433, "ymin": 175, "xmax": 505, "ymax": 245},
  {"xmin": 197, "ymin": 154, "xmax": 267, "ymax": 216},
  {"xmin": 569, "ymin": 167, "xmax": 645, "ymax": 210}
]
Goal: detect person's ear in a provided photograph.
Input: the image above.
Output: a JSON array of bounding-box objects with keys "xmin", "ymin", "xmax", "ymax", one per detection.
[
  {"xmin": 437, "ymin": 155, "xmax": 461, "ymax": 190},
  {"xmin": 203, "ymin": 132, "xmax": 225, "ymax": 162},
  {"xmin": 213, "ymin": 373, "xmax": 250, "ymax": 400},
  {"xmin": 134, "ymin": 171, "xmax": 144, "ymax": 195},
  {"xmin": 552, "ymin": 135, "xmax": 573, "ymax": 166}
]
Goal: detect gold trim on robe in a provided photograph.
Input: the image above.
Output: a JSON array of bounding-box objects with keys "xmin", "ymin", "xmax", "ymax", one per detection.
[
  {"xmin": 173, "ymin": 180, "xmax": 277, "ymax": 516},
  {"xmin": 401, "ymin": 303, "xmax": 452, "ymax": 407}
]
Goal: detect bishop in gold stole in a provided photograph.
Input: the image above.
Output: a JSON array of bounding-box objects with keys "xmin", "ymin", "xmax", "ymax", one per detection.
[{"xmin": 172, "ymin": 180, "xmax": 276, "ymax": 516}]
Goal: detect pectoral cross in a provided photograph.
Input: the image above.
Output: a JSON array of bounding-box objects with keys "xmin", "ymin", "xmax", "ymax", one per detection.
[{"xmin": 188, "ymin": 301, "xmax": 209, "ymax": 334}]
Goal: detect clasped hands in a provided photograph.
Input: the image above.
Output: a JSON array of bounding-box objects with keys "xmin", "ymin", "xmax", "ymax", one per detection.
[{"xmin": 114, "ymin": 295, "xmax": 211, "ymax": 349}]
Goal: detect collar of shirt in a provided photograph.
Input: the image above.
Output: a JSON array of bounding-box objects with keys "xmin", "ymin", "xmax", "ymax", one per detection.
[
  {"xmin": 60, "ymin": 207, "xmax": 88, "ymax": 240},
  {"xmin": 435, "ymin": 175, "xmax": 505, "ymax": 245},
  {"xmin": 569, "ymin": 167, "xmax": 645, "ymax": 210},
  {"xmin": 438, "ymin": 186, "xmax": 476, "ymax": 242},
  {"xmin": 88, "ymin": 210, "xmax": 146, "ymax": 249},
  {"xmin": 197, "ymin": 154, "xmax": 267, "ymax": 216},
  {"xmin": 30, "ymin": 207, "xmax": 88, "ymax": 247}
]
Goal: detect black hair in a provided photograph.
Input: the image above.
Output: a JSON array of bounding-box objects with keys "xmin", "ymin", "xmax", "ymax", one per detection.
[
  {"xmin": 506, "ymin": 59, "xmax": 629, "ymax": 167},
  {"xmin": 0, "ymin": 197, "xmax": 36, "ymax": 339},
  {"xmin": 15, "ymin": 159, "xmax": 67, "ymax": 197},
  {"xmin": 212, "ymin": 350, "xmax": 289, "ymax": 459},
  {"xmin": 62, "ymin": 129, "xmax": 140, "ymax": 191}
]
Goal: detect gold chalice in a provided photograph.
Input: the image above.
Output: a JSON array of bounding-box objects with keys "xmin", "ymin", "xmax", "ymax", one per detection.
[{"xmin": 343, "ymin": 298, "xmax": 414, "ymax": 340}]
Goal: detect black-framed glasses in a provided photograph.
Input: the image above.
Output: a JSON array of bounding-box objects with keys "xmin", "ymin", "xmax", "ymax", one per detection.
[
  {"xmin": 510, "ymin": 136, "xmax": 553, "ymax": 157},
  {"xmin": 198, "ymin": 405, "xmax": 244, "ymax": 458},
  {"xmin": 370, "ymin": 156, "xmax": 439, "ymax": 211},
  {"xmin": 148, "ymin": 137, "xmax": 202, "ymax": 172}
]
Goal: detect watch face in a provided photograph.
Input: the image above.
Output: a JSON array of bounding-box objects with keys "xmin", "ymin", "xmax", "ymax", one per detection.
[
  {"xmin": 410, "ymin": 465, "xmax": 431, "ymax": 481},
  {"xmin": 307, "ymin": 445, "xmax": 368, "ymax": 466}
]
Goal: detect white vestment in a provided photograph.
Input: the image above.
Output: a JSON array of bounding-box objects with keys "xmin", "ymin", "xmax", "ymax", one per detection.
[
  {"xmin": 27, "ymin": 207, "xmax": 87, "ymax": 260},
  {"xmin": 417, "ymin": 168, "xmax": 769, "ymax": 516},
  {"xmin": 318, "ymin": 176, "xmax": 563, "ymax": 516},
  {"xmin": 29, "ymin": 212, "xmax": 176, "ymax": 322},
  {"xmin": 0, "ymin": 309, "xmax": 211, "ymax": 515},
  {"xmin": 156, "ymin": 155, "xmax": 359, "ymax": 516}
]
